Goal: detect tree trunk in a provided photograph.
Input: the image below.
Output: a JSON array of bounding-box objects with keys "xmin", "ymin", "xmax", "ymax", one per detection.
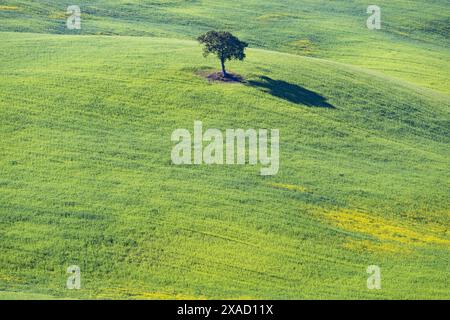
[{"xmin": 220, "ymin": 58, "xmax": 227, "ymax": 78}]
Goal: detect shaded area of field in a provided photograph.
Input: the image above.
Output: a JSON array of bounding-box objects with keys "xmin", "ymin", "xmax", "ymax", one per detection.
[{"xmin": 247, "ymin": 76, "xmax": 335, "ymax": 108}]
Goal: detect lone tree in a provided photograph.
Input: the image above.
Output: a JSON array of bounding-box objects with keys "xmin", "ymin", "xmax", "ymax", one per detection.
[{"xmin": 197, "ymin": 31, "xmax": 248, "ymax": 78}]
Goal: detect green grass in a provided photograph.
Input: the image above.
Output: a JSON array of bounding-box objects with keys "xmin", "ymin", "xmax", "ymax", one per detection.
[
  {"xmin": 0, "ymin": 0, "xmax": 449, "ymax": 300},
  {"xmin": 0, "ymin": 0, "xmax": 449, "ymax": 93},
  {"xmin": 0, "ymin": 291, "xmax": 62, "ymax": 300},
  {"xmin": 0, "ymin": 32, "xmax": 448, "ymax": 299}
]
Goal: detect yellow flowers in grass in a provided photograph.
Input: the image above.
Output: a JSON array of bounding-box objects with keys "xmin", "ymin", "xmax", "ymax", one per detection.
[
  {"xmin": 0, "ymin": 6, "xmax": 19, "ymax": 10},
  {"xmin": 48, "ymin": 12, "xmax": 67, "ymax": 19},
  {"xmin": 0, "ymin": 273, "xmax": 22, "ymax": 283},
  {"xmin": 327, "ymin": 209, "xmax": 450, "ymax": 250},
  {"xmin": 96, "ymin": 288, "xmax": 206, "ymax": 300},
  {"xmin": 343, "ymin": 240, "xmax": 410, "ymax": 254},
  {"xmin": 268, "ymin": 182, "xmax": 309, "ymax": 193}
]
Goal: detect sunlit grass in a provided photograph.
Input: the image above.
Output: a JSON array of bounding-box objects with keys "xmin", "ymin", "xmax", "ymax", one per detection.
[{"xmin": 0, "ymin": 32, "xmax": 448, "ymax": 299}]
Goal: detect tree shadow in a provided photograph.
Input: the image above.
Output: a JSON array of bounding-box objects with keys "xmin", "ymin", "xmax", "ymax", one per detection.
[{"xmin": 247, "ymin": 76, "xmax": 335, "ymax": 108}]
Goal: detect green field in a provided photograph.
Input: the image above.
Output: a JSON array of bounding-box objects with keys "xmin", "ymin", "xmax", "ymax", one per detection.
[{"xmin": 0, "ymin": 1, "xmax": 449, "ymax": 300}]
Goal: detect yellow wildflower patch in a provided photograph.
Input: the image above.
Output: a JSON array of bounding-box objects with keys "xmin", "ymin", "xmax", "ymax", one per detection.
[
  {"xmin": 327, "ymin": 210, "xmax": 450, "ymax": 248},
  {"xmin": 343, "ymin": 239, "xmax": 410, "ymax": 254},
  {"xmin": 0, "ymin": 273, "xmax": 22, "ymax": 283},
  {"xmin": 268, "ymin": 182, "xmax": 309, "ymax": 193},
  {"xmin": 0, "ymin": 5, "xmax": 19, "ymax": 10},
  {"xmin": 96, "ymin": 288, "xmax": 206, "ymax": 300},
  {"xmin": 49, "ymin": 12, "xmax": 67, "ymax": 19}
]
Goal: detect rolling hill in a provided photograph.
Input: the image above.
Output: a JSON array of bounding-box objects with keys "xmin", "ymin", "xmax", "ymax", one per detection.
[
  {"xmin": 1, "ymin": 0, "xmax": 449, "ymax": 93},
  {"xmin": 0, "ymin": 0, "xmax": 449, "ymax": 300}
]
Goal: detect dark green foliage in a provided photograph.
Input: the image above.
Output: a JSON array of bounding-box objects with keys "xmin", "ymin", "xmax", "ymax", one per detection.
[{"xmin": 198, "ymin": 31, "xmax": 248, "ymax": 77}]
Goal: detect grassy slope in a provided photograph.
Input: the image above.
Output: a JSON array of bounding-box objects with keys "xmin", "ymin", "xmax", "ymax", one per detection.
[
  {"xmin": 0, "ymin": 32, "xmax": 449, "ymax": 299},
  {"xmin": 0, "ymin": 0, "xmax": 449, "ymax": 93},
  {"xmin": 0, "ymin": 291, "xmax": 60, "ymax": 300}
]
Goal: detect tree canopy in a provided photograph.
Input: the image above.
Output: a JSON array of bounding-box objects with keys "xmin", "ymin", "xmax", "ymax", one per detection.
[{"xmin": 198, "ymin": 31, "xmax": 248, "ymax": 77}]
